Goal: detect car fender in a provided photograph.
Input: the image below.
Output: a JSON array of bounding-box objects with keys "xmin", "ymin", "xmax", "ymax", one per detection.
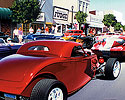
[{"xmin": 21, "ymin": 73, "xmax": 57, "ymax": 97}]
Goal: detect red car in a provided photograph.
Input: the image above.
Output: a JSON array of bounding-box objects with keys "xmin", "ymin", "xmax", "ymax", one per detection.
[
  {"xmin": 64, "ymin": 30, "xmax": 85, "ymax": 37},
  {"xmin": 0, "ymin": 40, "xmax": 121, "ymax": 100},
  {"xmin": 92, "ymin": 35, "xmax": 125, "ymax": 60}
]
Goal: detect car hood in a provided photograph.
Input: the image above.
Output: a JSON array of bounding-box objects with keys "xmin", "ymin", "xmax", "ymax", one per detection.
[{"xmin": 0, "ymin": 54, "xmax": 54, "ymax": 82}]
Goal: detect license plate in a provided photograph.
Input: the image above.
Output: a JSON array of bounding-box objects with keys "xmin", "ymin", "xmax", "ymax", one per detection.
[{"xmin": 4, "ymin": 93, "xmax": 16, "ymax": 99}]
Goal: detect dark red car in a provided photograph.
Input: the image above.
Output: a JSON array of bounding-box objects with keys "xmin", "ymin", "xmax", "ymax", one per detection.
[{"xmin": 0, "ymin": 40, "xmax": 121, "ymax": 100}]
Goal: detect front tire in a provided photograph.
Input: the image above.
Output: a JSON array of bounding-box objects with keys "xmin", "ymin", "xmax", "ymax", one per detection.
[
  {"xmin": 104, "ymin": 58, "xmax": 121, "ymax": 80},
  {"xmin": 30, "ymin": 79, "xmax": 67, "ymax": 100}
]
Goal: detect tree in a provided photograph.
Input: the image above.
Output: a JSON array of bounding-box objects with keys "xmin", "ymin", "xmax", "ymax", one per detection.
[
  {"xmin": 102, "ymin": 14, "xmax": 117, "ymax": 28},
  {"xmin": 9, "ymin": 0, "xmax": 41, "ymax": 24},
  {"xmin": 122, "ymin": 25, "xmax": 125, "ymax": 31},
  {"xmin": 75, "ymin": 11, "xmax": 88, "ymax": 29},
  {"xmin": 114, "ymin": 22, "xmax": 122, "ymax": 31}
]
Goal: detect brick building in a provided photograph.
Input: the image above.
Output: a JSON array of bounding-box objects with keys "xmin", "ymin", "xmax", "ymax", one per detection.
[
  {"xmin": 0, "ymin": 0, "xmax": 14, "ymax": 36},
  {"xmin": 0, "ymin": 0, "xmax": 14, "ymax": 8}
]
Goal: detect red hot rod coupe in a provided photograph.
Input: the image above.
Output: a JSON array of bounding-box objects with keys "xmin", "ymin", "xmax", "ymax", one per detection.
[{"xmin": 0, "ymin": 40, "xmax": 121, "ymax": 100}]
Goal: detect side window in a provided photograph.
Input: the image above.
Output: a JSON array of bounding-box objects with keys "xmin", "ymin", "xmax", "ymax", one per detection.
[
  {"xmin": 28, "ymin": 45, "xmax": 49, "ymax": 51},
  {"xmin": 71, "ymin": 46, "xmax": 84, "ymax": 57},
  {"xmin": 74, "ymin": 31, "xmax": 78, "ymax": 33},
  {"xmin": 79, "ymin": 31, "xmax": 82, "ymax": 33}
]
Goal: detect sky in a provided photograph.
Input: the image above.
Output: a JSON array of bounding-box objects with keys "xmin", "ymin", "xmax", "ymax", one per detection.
[{"xmin": 89, "ymin": 0, "xmax": 125, "ymax": 23}]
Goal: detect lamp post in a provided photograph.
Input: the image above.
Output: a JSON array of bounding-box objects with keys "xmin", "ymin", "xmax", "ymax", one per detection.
[{"xmin": 71, "ymin": 6, "xmax": 74, "ymax": 29}]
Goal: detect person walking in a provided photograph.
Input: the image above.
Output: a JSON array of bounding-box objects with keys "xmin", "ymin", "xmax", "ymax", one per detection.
[
  {"xmin": 13, "ymin": 27, "xmax": 19, "ymax": 43},
  {"xmin": 18, "ymin": 27, "xmax": 23, "ymax": 43}
]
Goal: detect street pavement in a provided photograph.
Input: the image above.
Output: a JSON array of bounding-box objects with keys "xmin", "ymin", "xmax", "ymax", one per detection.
[{"xmin": 68, "ymin": 63, "xmax": 125, "ymax": 100}]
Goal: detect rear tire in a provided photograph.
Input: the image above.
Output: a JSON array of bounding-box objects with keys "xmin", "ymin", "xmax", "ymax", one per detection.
[
  {"xmin": 104, "ymin": 58, "xmax": 121, "ymax": 80},
  {"xmin": 30, "ymin": 79, "xmax": 67, "ymax": 100}
]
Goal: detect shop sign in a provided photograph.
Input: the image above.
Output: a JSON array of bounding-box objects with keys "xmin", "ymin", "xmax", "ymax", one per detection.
[
  {"xmin": 53, "ymin": 6, "xmax": 69, "ymax": 21},
  {"xmin": 90, "ymin": 15, "xmax": 102, "ymax": 24},
  {"xmin": 36, "ymin": 13, "xmax": 45, "ymax": 22}
]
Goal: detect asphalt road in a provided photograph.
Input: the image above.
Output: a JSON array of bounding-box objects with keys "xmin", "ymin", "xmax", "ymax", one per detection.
[{"xmin": 68, "ymin": 63, "xmax": 125, "ymax": 100}]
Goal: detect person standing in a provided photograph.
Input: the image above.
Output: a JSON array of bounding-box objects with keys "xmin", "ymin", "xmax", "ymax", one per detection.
[
  {"xmin": 45, "ymin": 26, "xmax": 49, "ymax": 34},
  {"xmin": 51, "ymin": 25, "xmax": 55, "ymax": 34},
  {"xmin": 18, "ymin": 27, "xmax": 23, "ymax": 43},
  {"xmin": 35, "ymin": 27, "xmax": 41, "ymax": 35},
  {"xmin": 13, "ymin": 27, "xmax": 19, "ymax": 43},
  {"xmin": 41, "ymin": 27, "xmax": 44, "ymax": 33},
  {"xmin": 49, "ymin": 27, "xmax": 52, "ymax": 33},
  {"xmin": 29, "ymin": 27, "xmax": 34, "ymax": 34}
]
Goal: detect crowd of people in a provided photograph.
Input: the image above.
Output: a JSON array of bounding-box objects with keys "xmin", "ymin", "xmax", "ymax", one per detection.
[
  {"xmin": 28, "ymin": 25, "xmax": 56, "ymax": 35},
  {"xmin": 12, "ymin": 25, "xmax": 56, "ymax": 43}
]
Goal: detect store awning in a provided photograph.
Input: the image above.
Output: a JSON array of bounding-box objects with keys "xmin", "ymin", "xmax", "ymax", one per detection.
[
  {"xmin": 53, "ymin": 20, "xmax": 70, "ymax": 25},
  {"xmin": 0, "ymin": 8, "xmax": 11, "ymax": 19},
  {"xmin": 46, "ymin": 22, "xmax": 53, "ymax": 25}
]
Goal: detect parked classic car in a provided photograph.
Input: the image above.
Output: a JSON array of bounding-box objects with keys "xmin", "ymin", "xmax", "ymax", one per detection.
[
  {"xmin": 23, "ymin": 33, "xmax": 62, "ymax": 43},
  {"xmin": 62, "ymin": 30, "xmax": 85, "ymax": 40},
  {"xmin": 64, "ymin": 30, "xmax": 85, "ymax": 37},
  {"xmin": 0, "ymin": 40, "xmax": 121, "ymax": 100},
  {"xmin": 92, "ymin": 35, "xmax": 125, "ymax": 61},
  {"xmin": 95, "ymin": 32, "xmax": 120, "ymax": 42},
  {"xmin": 0, "ymin": 38, "xmax": 21, "ymax": 59}
]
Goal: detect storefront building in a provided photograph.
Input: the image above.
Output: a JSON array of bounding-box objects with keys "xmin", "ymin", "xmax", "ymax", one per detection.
[
  {"xmin": 87, "ymin": 10, "xmax": 104, "ymax": 34},
  {"xmin": 0, "ymin": 0, "xmax": 91, "ymax": 35},
  {"xmin": 40, "ymin": 0, "xmax": 90, "ymax": 34}
]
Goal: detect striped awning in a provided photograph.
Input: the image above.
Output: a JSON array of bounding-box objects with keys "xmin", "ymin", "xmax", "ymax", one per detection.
[{"xmin": 0, "ymin": 8, "xmax": 11, "ymax": 19}]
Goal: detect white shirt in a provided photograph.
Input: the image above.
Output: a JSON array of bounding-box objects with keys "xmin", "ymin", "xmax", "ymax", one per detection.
[
  {"xmin": 29, "ymin": 28, "xmax": 34, "ymax": 33},
  {"xmin": 13, "ymin": 29, "xmax": 19, "ymax": 35}
]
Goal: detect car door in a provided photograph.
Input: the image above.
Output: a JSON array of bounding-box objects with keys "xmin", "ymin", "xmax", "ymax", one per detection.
[{"xmin": 67, "ymin": 46, "xmax": 92, "ymax": 92}]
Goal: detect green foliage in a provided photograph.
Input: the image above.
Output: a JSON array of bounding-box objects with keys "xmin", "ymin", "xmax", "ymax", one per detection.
[
  {"xmin": 9, "ymin": 0, "xmax": 41, "ymax": 24},
  {"xmin": 75, "ymin": 11, "xmax": 88, "ymax": 24},
  {"xmin": 103, "ymin": 14, "xmax": 117, "ymax": 28},
  {"xmin": 114, "ymin": 22, "xmax": 122, "ymax": 31},
  {"xmin": 122, "ymin": 25, "xmax": 125, "ymax": 31}
]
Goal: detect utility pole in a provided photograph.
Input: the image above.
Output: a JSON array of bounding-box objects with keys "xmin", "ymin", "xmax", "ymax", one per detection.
[
  {"xmin": 40, "ymin": 0, "xmax": 46, "ymax": 9},
  {"xmin": 71, "ymin": 6, "xmax": 74, "ymax": 29}
]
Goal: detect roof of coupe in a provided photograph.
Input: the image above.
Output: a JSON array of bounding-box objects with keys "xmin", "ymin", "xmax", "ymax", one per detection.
[{"xmin": 17, "ymin": 40, "xmax": 81, "ymax": 58}]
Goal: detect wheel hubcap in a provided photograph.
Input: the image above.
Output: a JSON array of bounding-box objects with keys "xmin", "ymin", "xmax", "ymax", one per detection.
[
  {"xmin": 113, "ymin": 61, "xmax": 120, "ymax": 78},
  {"xmin": 48, "ymin": 87, "xmax": 63, "ymax": 100}
]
